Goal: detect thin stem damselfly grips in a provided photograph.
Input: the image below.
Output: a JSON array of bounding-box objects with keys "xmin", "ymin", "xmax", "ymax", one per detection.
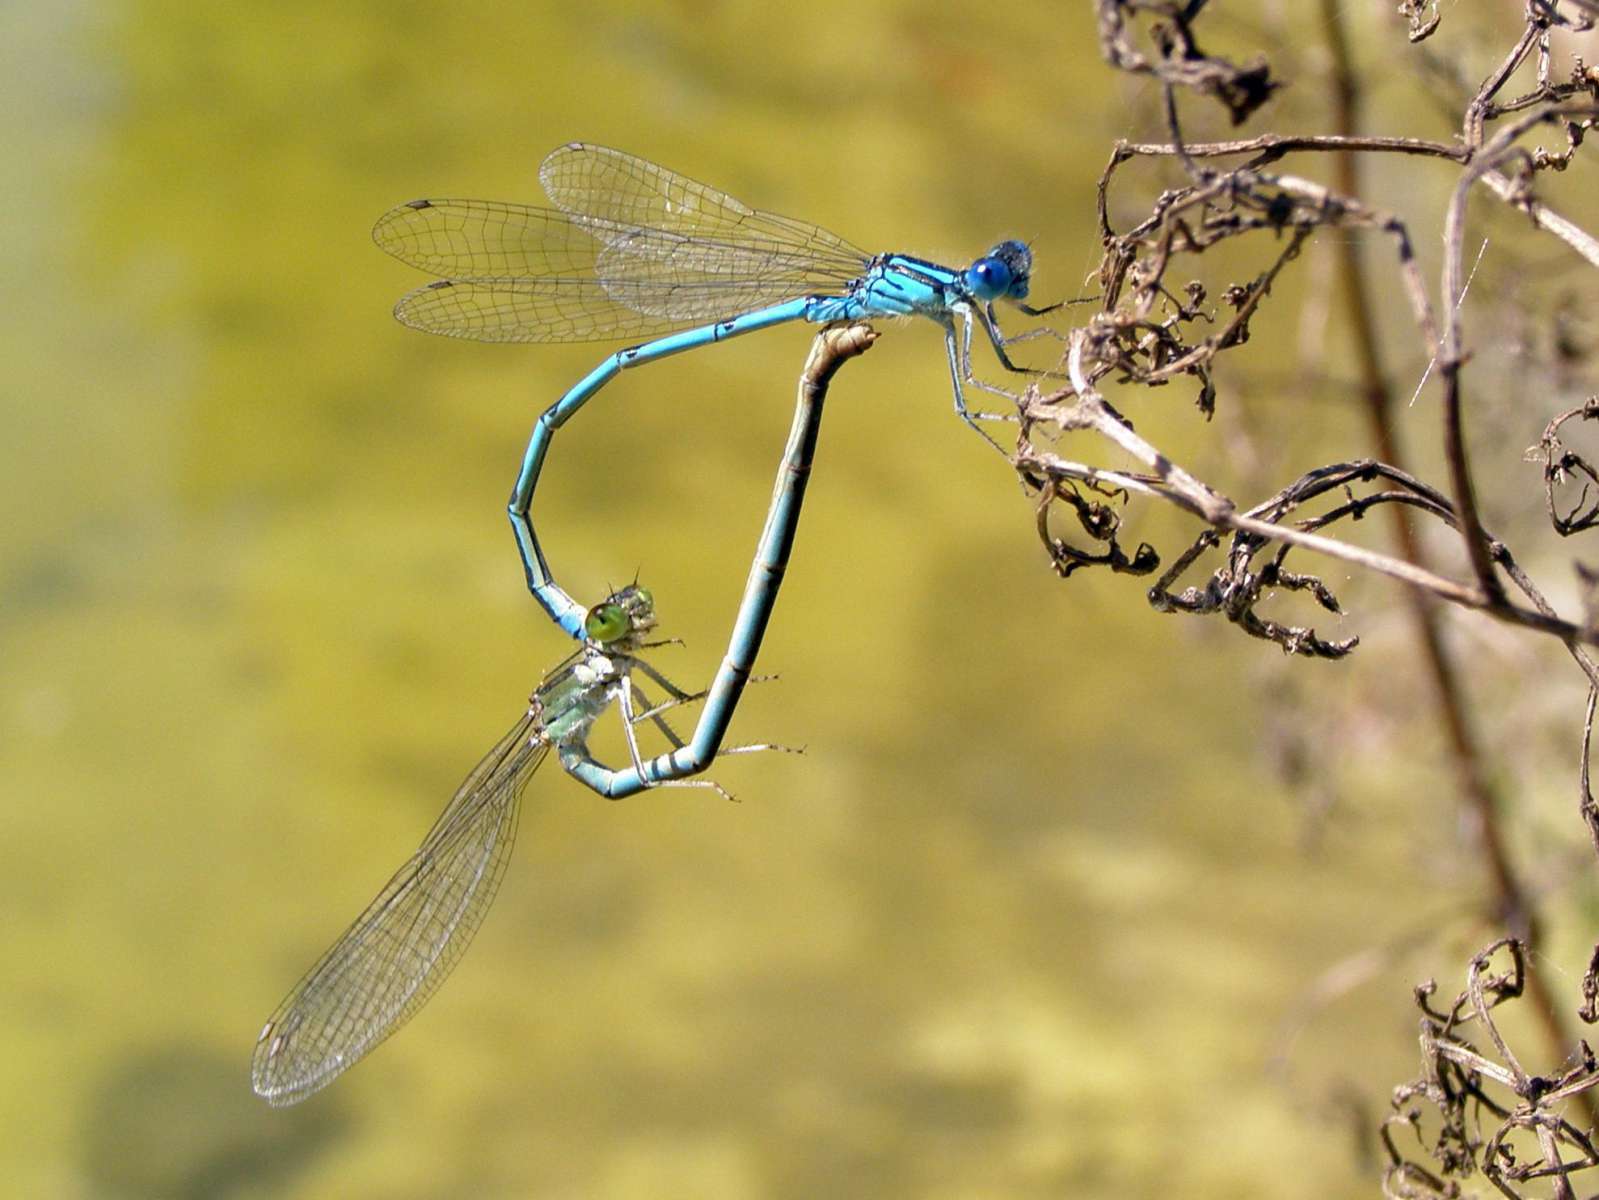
[
  {"xmin": 372, "ymin": 143, "xmax": 1052, "ymax": 640},
  {"xmin": 252, "ymin": 323, "xmax": 877, "ymax": 1105}
]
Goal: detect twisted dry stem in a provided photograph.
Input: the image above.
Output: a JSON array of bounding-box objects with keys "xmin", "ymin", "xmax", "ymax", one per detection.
[
  {"xmin": 1037, "ymin": 2, "xmax": 1599, "ymax": 659},
  {"xmin": 1382, "ymin": 940, "xmax": 1599, "ymax": 1200},
  {"xmin": 1049, "ymin": 5, "xmax": 1599, "ymax": 1191}
]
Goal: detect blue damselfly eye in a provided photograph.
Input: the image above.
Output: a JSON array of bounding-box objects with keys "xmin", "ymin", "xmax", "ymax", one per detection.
[
  {"xmin": 987, "ymin": 240, "xmax": 1034, "ymax": 300},
  {"xmin": 965, "ymin": 257, "xmax": 1015, "ymax": 301}
]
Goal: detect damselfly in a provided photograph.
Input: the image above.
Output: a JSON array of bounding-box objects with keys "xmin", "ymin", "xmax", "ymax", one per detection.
[{"xmin": 374, "ymin": 144, "xmax": 1054, "ymax": 639}]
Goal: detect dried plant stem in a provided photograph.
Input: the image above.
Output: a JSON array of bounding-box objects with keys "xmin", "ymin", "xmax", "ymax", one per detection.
[
  {"xmin": 1079, "ymin": 5, "xmax": 1599, "ymax": 1191},
  {"xmin": 1319, "ymin": 0, "xmax": 1596, "ymax": 1131}
]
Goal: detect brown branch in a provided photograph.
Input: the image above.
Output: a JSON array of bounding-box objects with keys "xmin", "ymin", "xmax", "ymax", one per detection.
[
  {"xmin": 1321, "ymin": 0, "xmax": 1599, "ymax": 1138},
  {"xmin": 1115, "ymin": 133, "xmax": 1468, "ymax": 164},
  {"xmin": 1020, "ymin": 339, "xmax": 1598, "ymax": 647},
  {"xmin": 1437, "ymin": 101, "xmax": 1599, "ymax": 605},
  {"xmin": 1056, "ymin": 11, "xmax": 1599, "ymax": 1189}
]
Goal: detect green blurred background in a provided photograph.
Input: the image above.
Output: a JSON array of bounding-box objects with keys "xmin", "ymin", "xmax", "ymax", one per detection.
[{"xmin": 5, "ymin": 3, "xmax": 1594, "ymax": 1197}]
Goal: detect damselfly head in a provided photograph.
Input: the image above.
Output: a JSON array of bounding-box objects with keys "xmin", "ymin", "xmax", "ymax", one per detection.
[
  {"xmin": 964, "ymin": 240, "xmax": 1033, "ymax": 303},
  {"xmin": 582, "ymin": 584, "xmax": 657, "ymax": 645}
]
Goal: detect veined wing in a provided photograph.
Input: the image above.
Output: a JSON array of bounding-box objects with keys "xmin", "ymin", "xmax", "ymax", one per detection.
[
  {"xmin": 374, "ymin": 198, "xmax": 866, "ymax": 284},
  {"xmin": 375, "ymin": 198, "xmax": 627, "ymax": 279},
  {"xmin": 539, "ymin": 143, "xmax": 870, "ymax": 277},
  {"xmin": 391, "ymin": 276, "xmax": 835, "ymax": 343},
  {"xmin": 251, "ymin": 715, "xmax": 547, "ymax": 1106},
  {"xmin": 376, "ymin": 199, "xmax": 866, "ymax": 341}
]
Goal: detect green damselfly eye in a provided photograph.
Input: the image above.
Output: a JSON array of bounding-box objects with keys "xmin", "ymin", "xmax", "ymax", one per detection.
[{"xmin": 584, "ymin": 602, "xmax": 629, "ymax": 643}]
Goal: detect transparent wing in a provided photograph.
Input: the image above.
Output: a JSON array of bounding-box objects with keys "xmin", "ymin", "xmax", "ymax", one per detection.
[
  {"xmin": 538, "ymin": 143, "xmax": 870, "ymax": 273},
  {"xmin": 373, "ymin": 148, "xmax": 872, "ymax": 343},
  {"xmin": 391, "ymin": 275, "xmax": 832, "ymax": 343},
  {"xmin": 251, "ymin": 715, "xmax": 548, "ymax": 1106},
  {"xmin": 374, "ymin": 198, "xmax": 629, "ymax": 280}
]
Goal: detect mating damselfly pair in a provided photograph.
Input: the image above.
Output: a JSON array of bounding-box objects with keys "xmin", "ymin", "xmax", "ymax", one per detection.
[{"xmin": 253, "ymin": 143, "xmax": 1055, "ymax": 1104}]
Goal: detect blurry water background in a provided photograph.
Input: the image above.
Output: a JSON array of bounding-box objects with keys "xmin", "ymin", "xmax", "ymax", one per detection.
[{"xmin": 5, "ymin": 3, "xmax": 1596, "ymax": 1197}]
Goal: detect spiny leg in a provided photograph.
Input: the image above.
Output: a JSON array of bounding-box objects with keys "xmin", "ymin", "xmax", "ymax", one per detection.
[
  {"xmin": 633, "ymin": 657, "xmax": 698, "ymax": 702},
  {"xmin": 620, "ymin": 686, "xmax": 739, "ymax": 799},
  {"xmin": 718, "ymin": 740, "xmax": 805, "ymax": 756},
  {"xmin": 558, "ymin": 741, "xmax": 738, "ymax": 802},
  {"xmin": 960, "ymin": 309, "xmax": 1034, "ymax": 401},
  {"xmin": 941, "ymin": 316, "xmax": 1014, "ymax": 454},
  {"xmin": 616, "ymin": 654, "xmax": 789, "ymax": 800},
  {"xmin": 632, "ymin": 658, "xmax": 780, "ymax": 721},
  {"xmin": 653, "ymin": 776, "xmax": 739, "ymax": 802},
  {"xmin": 628, "ymin": 681, "xmax": 690, "ymax": 748},
  {"xmin": 634, "ymin": 680, "xmax": 799, "ymax": 756},
  {"xmin": 616, "ymin": 676, "xmax": 652, "ymax": 779},
  {"xmin": 978, "ymin": 303, "xmax": 1069, "ymax": 376}
]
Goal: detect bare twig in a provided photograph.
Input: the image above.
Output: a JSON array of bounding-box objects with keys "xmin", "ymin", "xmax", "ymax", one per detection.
[
  {"xmin": 1383, "ymin": 940, "xmax": 1599, "ymax": 1199},
  {"xmin": 1054, "ymin": 7, "xmax": 1599, "ymax": 1181}
]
